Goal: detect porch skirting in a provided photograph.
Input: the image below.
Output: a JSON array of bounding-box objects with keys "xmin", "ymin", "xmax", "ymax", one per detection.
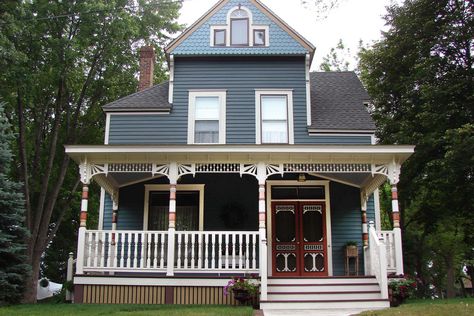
[{"xmin": 75, "ymin": 283, "xmax": 240, "ymax": 305}]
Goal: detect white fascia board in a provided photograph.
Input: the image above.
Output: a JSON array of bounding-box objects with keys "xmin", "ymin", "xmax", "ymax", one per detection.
[
  {"xmin": 308, "ymin": 129, "xmax": 376, "ymax": 134},
  {"xmin": 65, "ymin": 144, "xmax": 415, "ymax": 155}
]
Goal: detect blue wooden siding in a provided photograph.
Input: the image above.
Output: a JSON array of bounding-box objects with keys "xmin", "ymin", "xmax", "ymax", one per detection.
[
  {"xmin": 330, "ymin": 183, "xmax": 375, "ymax": 276},
  {"xmin": 171, "ymin": 0, "xmax": 307, "ymax": 56},
  {"xmin": 107, "ymin": 56, "xmax": 371, "ymax": 145}
]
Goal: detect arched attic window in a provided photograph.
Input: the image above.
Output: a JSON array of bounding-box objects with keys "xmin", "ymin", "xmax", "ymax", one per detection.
[{"xmin": 230, "ymin": 8, "xmax": 249, "ymax": 46}]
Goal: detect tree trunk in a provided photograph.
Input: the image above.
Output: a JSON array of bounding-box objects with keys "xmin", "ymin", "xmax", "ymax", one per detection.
[{"xmin": 22, "ymin": 249, "xmax": 42, "ymax": 303}]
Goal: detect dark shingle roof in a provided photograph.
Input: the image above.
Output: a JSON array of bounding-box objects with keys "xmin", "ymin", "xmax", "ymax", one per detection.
[
  {"xmin": 102, "ymin": 82, "xmax": 171, "ymax": 112},
  {"xmin": 102, "ymin": 72, "xmax": 375, "ymax": 132},
  {"xmin": 309, "ymin": 72, "xmax": 375, "ymax": 131}
]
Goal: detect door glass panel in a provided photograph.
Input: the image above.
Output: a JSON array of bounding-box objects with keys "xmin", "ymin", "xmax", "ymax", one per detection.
[
  {"xmin": 299, "ymin": 186, "xmax": 325, "ymax": 199},
  {"xmin": 275, "ymin": 205, "xmax": 295, "ymax": 242},
  {"xmin": 302, "ymin": 205, "xmax": 323, "ymax": 242},
  {"xmin": 271, "ymin": 186, "xmax": 298, "ymax": 199},
  {"xmin": 315, "ymin": 253, "xmax": 325, "ymax": 271}
]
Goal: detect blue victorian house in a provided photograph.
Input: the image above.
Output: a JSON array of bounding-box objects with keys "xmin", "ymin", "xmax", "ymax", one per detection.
[{"xmin": 66, "ymin": 0, "xmax": 413, "ymax": 311}]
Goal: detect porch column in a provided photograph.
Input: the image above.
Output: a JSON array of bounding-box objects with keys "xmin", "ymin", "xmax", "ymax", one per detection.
[
  {"xmin": 391, "ymin": 184, "xmax": 404, "ymax": 275},
  {"xmin": 360, "ymin": 195, "xmax": 369, "ymax": 247},
  {"xmin": 388, "ymin": 161, "xmax": 404, "ymax": 275},
  {"xmin": 256, "ymin": 162, "xmax": 268, "ymax": 301},
  {"xmin": 166, "ymin": 162, "xmax": 178, "ymax": 276},
  {"xmin": 76, "ymin": 183, "xmax": 89, "ymax": 274},
  {"xmin": 110, "ymin": 192, "xmax": 119, "ymax": 271}
]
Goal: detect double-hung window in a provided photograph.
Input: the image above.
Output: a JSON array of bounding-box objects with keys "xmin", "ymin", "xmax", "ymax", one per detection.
[
  {"xmin": 188, "ymin": 91, "xmax": 226, "ymax": 144},
  {"xmin": 230, "ymin": 9, "xmax": 249, "ymax": 45},
  {"xmin": 256, "ymin": 90, "xmax": 294, "ymax": 144}
]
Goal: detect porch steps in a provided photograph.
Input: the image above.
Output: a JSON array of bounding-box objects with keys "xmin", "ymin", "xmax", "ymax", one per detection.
[{"xmin": 260, "ymin": 277, "xmax": 389, "ymax": 311}]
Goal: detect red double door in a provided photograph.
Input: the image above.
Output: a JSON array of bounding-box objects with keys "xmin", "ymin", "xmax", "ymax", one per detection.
[{"xmin": 271, "ymin": 201, "xmax": 328, "ymax": 277}]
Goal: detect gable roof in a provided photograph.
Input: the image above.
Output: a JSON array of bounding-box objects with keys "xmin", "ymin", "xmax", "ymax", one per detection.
[
  {"xmin": 102, "ymin": 82, "xmax": 171, "ymax": 112},
  {"xmin": 165, "ymin": 0, "xmax": 315, "ymax": 59},
  {"xmin": 309, "ymin": 72, "xmax": 375, "ymax": 132}
]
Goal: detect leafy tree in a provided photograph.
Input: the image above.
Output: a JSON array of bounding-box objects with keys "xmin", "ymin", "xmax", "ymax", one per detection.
[
  {"xmin": 0, "ymin": 0, "xmax": 182, "ymax": 302},
  {"xmin": 319, "ymin": 39, "xmax": 352, "ymax": 71},
  {"xmin": 359, "ymin": 0, "xmax": 473, "ymax": 297},
  {"xmin": 301, "ymin": 0, "xmax": 347, "ymax": 20},
  {"xmin": 0, "ymin": 101, "xmax": 30, "ymax": 305}
]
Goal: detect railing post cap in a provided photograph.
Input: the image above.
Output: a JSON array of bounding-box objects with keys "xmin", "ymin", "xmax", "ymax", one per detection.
[
  {"xmin": 69, "ymin": 252, "xmax": 74, "ymax": 257},
  {"xmin": 368, "ymin": 220, "xmax": 375, "ymax": 227}
]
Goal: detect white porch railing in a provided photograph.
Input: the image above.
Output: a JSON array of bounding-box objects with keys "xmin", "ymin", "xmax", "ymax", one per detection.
[
  {"xmin": 368, "ymin": 222, "xmax": 388, "ymax": 299},
  {"xmin": 174, "ymin": 231, "xmax": 259, "ymax": 272},
  {"xmin": 378, "ymin": 229, "xmax": 404, "ymax": 275},
  {"xmin": 77, "ymin": 229, "xmax": 259, "ymax": 274}
]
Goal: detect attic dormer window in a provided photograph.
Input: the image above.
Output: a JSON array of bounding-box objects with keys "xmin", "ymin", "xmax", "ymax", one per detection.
[{"xmin": 230, "ymin": 9, "xmax": 249, "ymax": 46}]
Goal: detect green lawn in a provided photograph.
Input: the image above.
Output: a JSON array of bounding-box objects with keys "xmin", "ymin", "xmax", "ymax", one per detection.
[
  {"xmin": 358, "ymin": 298, "xmax": 474, "ymax": 316},
  {"xmin": 0, "ymin": 304, "xmax": 253, "ymax": 316}
]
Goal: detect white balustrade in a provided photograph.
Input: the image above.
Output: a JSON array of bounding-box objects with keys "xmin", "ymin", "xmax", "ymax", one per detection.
[
  {"xmin": 369, "ymin": 222, "xmax": 388, "ymax": 299},
  {"xmin": 78, "ymin": 230, "xmax": 259, "ymax": 274},
  {"xmin": 81, "ymin": 230, "xmax": 168, "ymax": 273},
  {"xmin": 174, "ymin": 231, "xmax": 259, "ymax": 272}
]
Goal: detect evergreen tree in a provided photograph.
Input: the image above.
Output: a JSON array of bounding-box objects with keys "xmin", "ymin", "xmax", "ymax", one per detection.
[{"xmin": 0, "ymin": 101, "xmax": 30, "ymax": 305}]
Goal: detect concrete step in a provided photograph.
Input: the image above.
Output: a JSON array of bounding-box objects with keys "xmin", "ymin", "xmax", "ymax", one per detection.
[
  {"xmin": 260, "ymin": 299, "xmax": 390, "ymax": 310},
  {"xmin": 267, "ymin": 283, "xmax": 381, "ymax": 292},
  {"xmin": 267, "ymin": 291, "xmax": 383, "ymax": 301},
  {"xmin": 267, "ymin": 276, "xmax": 377, "ymax": 285}
]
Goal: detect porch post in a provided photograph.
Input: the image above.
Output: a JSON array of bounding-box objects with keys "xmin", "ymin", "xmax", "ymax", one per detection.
[
  {"xmin": 76, "ymin": 183, "xmax": 89, "ymax": 275},
  {"xmin": 166, "ymin": 162, "xmax": 178, "ymax": 276},
  {"xmin": 360, "ymin": 192, "xmax": 369, "ymax": 275},
  {"xmin": 388, "ymin": 161, "xmax": 404, "ymax": 275},
  {"xmin": 391, "ymin": 184, "xmax": 404, "ymax": 275},
  {"xmin": 256, "ymin": 162, "xmax": 268, "ymax": 301},
  {"xmin": 110, "ymin": 192, "xmax": 119, "ymax": 272}
]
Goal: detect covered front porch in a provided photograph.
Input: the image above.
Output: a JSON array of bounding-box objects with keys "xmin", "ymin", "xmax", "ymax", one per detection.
[{"xmin": 66, "ymin": 144, "xmax": 413, "ymax": 304}]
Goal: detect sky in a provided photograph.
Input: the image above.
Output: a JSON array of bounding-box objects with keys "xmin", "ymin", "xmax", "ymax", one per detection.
[{"xmin": 177, "ymin": 0, "xmax": 400, "ymax": 70}]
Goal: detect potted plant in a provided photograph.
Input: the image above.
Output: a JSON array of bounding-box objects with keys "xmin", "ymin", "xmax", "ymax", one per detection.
[
  {"xmin": 388, "ymin": 276, "xmax": 417, "ymax": 306},
  {"xmin": 224, "ymin": 274, "xmax": 259, "ymax": 305},
  {"xmin": 345, "ymin": 241, "xmax": 358, "ymax": 257}
]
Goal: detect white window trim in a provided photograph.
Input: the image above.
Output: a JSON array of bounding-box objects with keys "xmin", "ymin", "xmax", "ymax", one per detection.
[
  {"xmin": 187, "ymin": 90, "xmax": 226, "ymax": 145},
  {"xmin": 252, "ymin": 25, "xmax": 270, "ymax": 47},
  {"xmin": 209, "ymin": 6, "xmax": 269, "ymax": 48},
  {"xmin": 210, "ymin": 25, "xmax": 227, "ymax": 46},
  {"xmin": 143, "ymin": 184, "xmax": 205, "ymax": 231},
  {"xmin": 255, "ymin": 89, "xmax": 294, "ymax": 145},
  {"xmin": 266, "ymin": 180, "xmax": 333, "ymax": 277}
]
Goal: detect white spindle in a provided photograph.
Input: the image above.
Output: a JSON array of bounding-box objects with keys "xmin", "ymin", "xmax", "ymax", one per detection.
[
  {"xmin": 132, "ymin": 233, "xmax": 138, "ymax": 267},
  {"xmin": 238, "ymin": 233, "xmax": 243, "ymax": 268},
  {"xmin": 197, "ymin": 233, "xmax": 203, "ymax": 269},
  {"xmin": 224, "ymin": 234, "xmax": 229, "ymax": 269},
  {"xmin": 216, "ymin": 234, "xmax": 220, "ymax": 269},
  {"xmin": 252, "ymin": 234, "xmax": 256, "ymax": 269},
  {"xmin": 125, "ymin": 232, "xmax": 131, "ymax": 268},
  {"xmin": 153, "ymin": 233, "xmax": 158, "ymax": 268},
  {"xmin": 160, "ymin": 232, "xmax": 165, "ymax": 269},
  {"xmin": 245, "ymin": 233, "xmax": 250, "ymax": 269},
  {"xmin": 231, "ymin": 233, "xmax": 236, "ymax": 269},
  {"xmin": 184, "ymin": 233, "xmax": 189, "ymax": 269},
  {"xmin": 206, "ymin": 233, "xmax": 210, "ymax": 269},
  {"xmin": 119, "ymin": 232, "xmax": 125, "ymax": 268},
  {"xmin": 190, "ymin": 233, "xmax": 196, "ymax": 269},
  {"xmin": 177, "ymin": 232, "xmax": 182, "ymax": 269},
  {"xmin": 146, "ymin": 233, "xmax": 152, "ymax": 268}
]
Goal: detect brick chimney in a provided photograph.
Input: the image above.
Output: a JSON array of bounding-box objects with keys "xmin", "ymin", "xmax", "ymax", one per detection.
[{"xmin": 138, "ymin": 46, "xmax": 155, "ymax": 91}]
